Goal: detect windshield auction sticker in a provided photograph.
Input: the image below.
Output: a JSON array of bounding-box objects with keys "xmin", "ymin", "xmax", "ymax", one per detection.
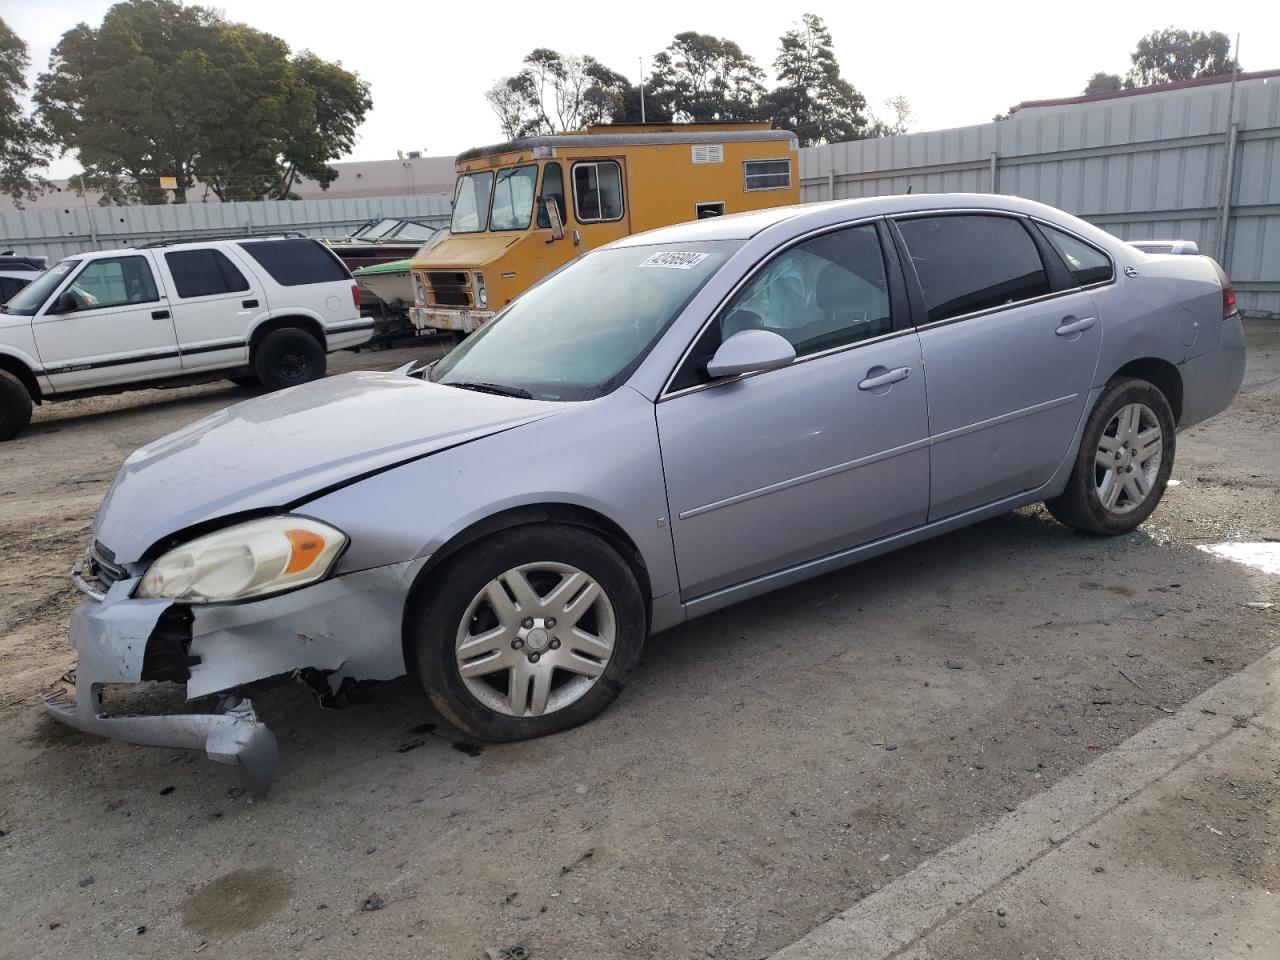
[{"xmin": 638, "ymin": 251, "xmax": 709, "ymax": 270}]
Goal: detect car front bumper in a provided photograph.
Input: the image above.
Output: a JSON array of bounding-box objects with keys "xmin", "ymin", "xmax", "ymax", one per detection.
[{"xmin": 42, "ymin": 554, "xmax": 427, "ymax": 795}]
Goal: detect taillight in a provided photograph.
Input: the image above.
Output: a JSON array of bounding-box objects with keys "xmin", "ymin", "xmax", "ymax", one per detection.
[
  {"xmin": 1222, "ymin": 282, "xmax": 1237, "ymax": 319},
  {"xmin": 351, "ymin": 283, "xmax": 360, "ymax": 309}
]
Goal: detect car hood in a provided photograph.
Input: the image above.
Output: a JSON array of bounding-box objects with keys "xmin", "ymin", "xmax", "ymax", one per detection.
[{"xmin": 94, "ymin": 371, "xmax": 562, "ymax": 564}]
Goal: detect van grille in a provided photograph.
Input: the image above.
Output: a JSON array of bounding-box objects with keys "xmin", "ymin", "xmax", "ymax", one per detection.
[{"xmin": 425, "ymin": 271, "xmax": 471, "ymax": 307}]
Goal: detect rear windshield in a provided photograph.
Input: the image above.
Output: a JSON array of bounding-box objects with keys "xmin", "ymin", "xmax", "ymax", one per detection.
[{"xmin": 237, "ymin": 239, "xmax": 350, "ymax": 286}]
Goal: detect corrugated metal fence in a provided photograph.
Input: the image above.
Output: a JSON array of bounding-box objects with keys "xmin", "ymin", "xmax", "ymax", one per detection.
[
  {"xmin": 0, "ymin": 193, "xmax": 453, "ymax": 263},
  {"xmin": 800, "ymin": 75, "xmax": 1280, "ymax": 317}
]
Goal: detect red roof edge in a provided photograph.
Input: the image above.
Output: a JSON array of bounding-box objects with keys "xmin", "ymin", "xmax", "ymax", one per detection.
[{"xmin": 1009, "ymin": 68, "xmax": 1280, "ymax": 114}]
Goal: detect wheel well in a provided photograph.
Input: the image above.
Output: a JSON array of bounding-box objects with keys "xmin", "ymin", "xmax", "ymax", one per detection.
[
  {"xmin": 249, "ymin": 316, "xmax": 326, "ymax": 356},
  {"xmin": 1110, "ymin": 358, "xmax": 1183, "ymax": 424},
  {"xmin": 401, "ymin": 504, "xmax": 654, "ymax": 664},
  {"xmin": 0, "ymin": 354, "xmax": 41, "ymax": 403}
]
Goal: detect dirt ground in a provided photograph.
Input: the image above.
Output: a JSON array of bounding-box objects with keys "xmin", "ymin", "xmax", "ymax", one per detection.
[{"xmin": 0, "ymin": 325, "xmax": 1277, "ymax": 960}]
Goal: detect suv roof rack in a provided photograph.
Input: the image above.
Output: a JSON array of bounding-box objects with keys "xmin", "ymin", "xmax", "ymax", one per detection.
[
  {"xmin": 0, "ymin": 253, "xmax": 47, "ymax": 270},
  {"xmin": 138, "ymin": 231, "xmax": 310, "ymax": 249}
]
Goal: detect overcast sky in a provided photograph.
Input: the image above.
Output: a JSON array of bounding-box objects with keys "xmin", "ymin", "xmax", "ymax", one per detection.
[{"xmin": 9, "ymin": 0, "xmax": 1277, "ymax": 179}]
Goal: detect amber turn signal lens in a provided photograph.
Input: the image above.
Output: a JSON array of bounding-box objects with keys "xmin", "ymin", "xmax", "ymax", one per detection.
[{"xmin": 284, "ymin": 528, "xmax": 327, "ymax": 574}]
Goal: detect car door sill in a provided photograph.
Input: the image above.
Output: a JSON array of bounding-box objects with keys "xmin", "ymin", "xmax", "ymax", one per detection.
[{"xmin": 680, "ymin": 482, "xmax": 1058, "ymax": 621}]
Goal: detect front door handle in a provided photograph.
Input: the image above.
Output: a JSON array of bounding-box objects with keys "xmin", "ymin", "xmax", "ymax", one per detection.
[
  {"xmin": 858, "ymin": 366, "xmax": 911, "ymax": 391},
  {"xmin": 1055, "ymin": 316, "xmax": 1096, "ymax": 336},
  {"xmin": 151, "ymin": 309, "xmax": 170, "ymax": 320},
  {"xmin": 242, "ymin": 299, "xmax": 259, "ymax": 309}
]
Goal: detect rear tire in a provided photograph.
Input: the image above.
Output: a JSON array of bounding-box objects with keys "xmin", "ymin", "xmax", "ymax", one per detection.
[
  {"xmin": 407, "ymin": 524, "xmax": 646, "ymax": 742},
  {"xmin": 253, "ymin": 328, "xmax": 326, "ymax": 391},
  {"xmin": 0, "ymin": 370, "xmax": 33, "ymax": 441},
  {"xmin": 1045, "ymin": 377, "xmax": 1175, "ymax": 535}
]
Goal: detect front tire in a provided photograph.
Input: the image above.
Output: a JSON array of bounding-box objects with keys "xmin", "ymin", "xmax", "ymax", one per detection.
[
  {"xmin": 407, "ymin": 524, "xmax": 646, "ymax": 742},
  {"xmin": 1045, "ymin": 377, "xmax": 1175, "ymax": 535},
  {"xmin": 253, "ymin": 328, "xmax": 326, "ymax": 391},
  {"xmin": 0, "ymin": 370, "xmax": 34, "ymax": 441}
]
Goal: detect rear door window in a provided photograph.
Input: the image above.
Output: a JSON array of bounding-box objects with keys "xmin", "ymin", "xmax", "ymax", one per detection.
[
  {"xmin": 1040, "ymin": 225, "xmax": 1114, "ymax": 286},
  {"xmin": 164, "ymin": 249, "xmax": 250, "ymax": 298},
  {"xmin": 896, "ymin": 215, "xmax": 1050, "ymax": 322},
  {"xmin": 238, "ymin": 239, "xmax": 350, "ymax": 286}
]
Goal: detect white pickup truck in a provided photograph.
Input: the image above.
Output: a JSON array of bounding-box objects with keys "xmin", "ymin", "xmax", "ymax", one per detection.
[{"xmin": 0, "ymin": 234, "xmax": 373, "ymax": 439}]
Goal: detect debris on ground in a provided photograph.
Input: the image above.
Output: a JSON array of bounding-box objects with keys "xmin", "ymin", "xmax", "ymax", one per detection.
[
  {"xmin": 359, "ymin": 893, "xmax": 384, "ymax": 912},
  {"xmin": 158, "ymin": 785, "xmax": 175, "ymax": 796},
  {"xmin": 77, "ymin": 876, "xmax": 94, "ymax": 888},
  {"xmin": 484, "ymin": 946, "xmax": 529, "ymax": 960},
  {"xmin": 396, "ymin": 740, "xmax": 424, "ymax": 753},
  {"xmin": 945, "ymin": 660, "xmax": 963, "ymax": 670}
]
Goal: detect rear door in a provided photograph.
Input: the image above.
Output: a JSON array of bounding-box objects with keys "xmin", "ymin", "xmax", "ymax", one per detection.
[
  {"xmin": 657, "ymin": 221, "xmax": 930, "ymax": 599},
  {"xmin": 894, "ymin": 213, "xmax": 1103, "ymax": 520},
  {"xmin": 156, "ymin": 246, "xmax": 262, "ymax": 371},
  {"xmin": 32, "ymin": 252, "xmax": 179, "ymax": 391}
]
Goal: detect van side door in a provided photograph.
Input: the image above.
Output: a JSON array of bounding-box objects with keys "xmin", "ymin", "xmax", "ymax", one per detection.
[
  {"xmin": 569, "ymin": 158, "xmax": 630, "ymax": 249},
  {"xmin": 155, "ymin": 246, "xmax": 261, "ymax": 372},
  {"xmin": 31, "ymin": 252, "xmax": 180, "ymax": 392}
]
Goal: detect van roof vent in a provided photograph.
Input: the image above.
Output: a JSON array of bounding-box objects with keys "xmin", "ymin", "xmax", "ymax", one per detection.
[{"xmin": 691, "ymin": 144, "xmax": 724, "ymax": 164}]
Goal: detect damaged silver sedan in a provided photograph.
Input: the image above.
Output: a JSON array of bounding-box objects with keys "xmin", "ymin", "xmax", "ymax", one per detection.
[{"xmin": 45, "ymin": 195, "xmax": 1245, "ymax": 794}]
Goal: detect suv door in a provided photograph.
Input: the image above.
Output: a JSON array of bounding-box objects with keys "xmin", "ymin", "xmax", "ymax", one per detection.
[
  {"xmin": 894, "ymin": 213, "xmax": 1103, "ymax": 519},
  {"xmin": 657, "ymin": 222, "xmax": 930, "ymax": 599},
  {"xmin": 32, "ymin": 253, "xmax": 179, "ymax": 392},
  {"xmin": 156, "ymin": 246, "xmax": 261, "ymax": 371}
]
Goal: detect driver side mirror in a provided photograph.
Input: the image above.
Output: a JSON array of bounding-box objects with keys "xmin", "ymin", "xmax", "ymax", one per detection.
[
  {"xmin": 706, "ymin": 329, "xmax": 796, "ymax": 379},
  {"xmin": 541, "ymin": 196, "xmax": 565, "ymax": 242},
  {"xmin": 51, "ymin": 291, "xmax": 79, "ymax": 314}
]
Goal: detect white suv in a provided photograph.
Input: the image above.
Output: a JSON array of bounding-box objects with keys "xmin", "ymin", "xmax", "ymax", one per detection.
[{"xmin": 0, "ymin": 234, "xmax": 373, "ymax": 440}]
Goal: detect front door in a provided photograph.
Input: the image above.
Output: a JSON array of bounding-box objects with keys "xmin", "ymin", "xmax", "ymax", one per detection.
[
  {"xmin": 657, "ymin": 222, "xmax": 930, "ymax": 599},
  {"xmin": 154, "ymin": 246, "xmax": 261, "ymax": 372},
  {"xmin": 894, "ymin": 213, "xmax": 1104, "ymax": 519},
  {"xmin": 32, "ymin": 253, "xmax": 179, "ymax": 392}
]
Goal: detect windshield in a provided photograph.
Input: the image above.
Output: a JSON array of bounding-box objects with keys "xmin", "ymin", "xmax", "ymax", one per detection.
[
  {"xmin": 430, "ymin": 241, "xmax": 739, "ymax": 401},
  {"xmin": 451, "ymin": 172, "xmax": 494, "ymax": 234},
  {"xmin": 4, "ymin": 259, "xmax": 78, "ymax": 316},
  {"xmin": 489, "ymin": 165, "xmax": 538, "ymax": 231},
  {"xmin": 362, "ymin": 218, "xmax": 402, "ymax": 241},
  {"xmin": 391, "ymin": 221, "xmax": 436, "ymax": 241}
]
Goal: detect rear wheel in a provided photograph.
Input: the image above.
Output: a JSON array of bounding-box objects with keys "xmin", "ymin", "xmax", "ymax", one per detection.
[
  {"xmin": 407, "ymin": 524, "xmax": 646, "ymax": 742},
  {"xmin": 253, "ymin": 327, "xmax": 326, "ymax": 391},
  {"xmin": 1045, "ymin": 378, "xmax": 1175, "ymax": 535},
  {"xmin": 0, "ymin": 370, "xmax": 33, "ymax": 441}
]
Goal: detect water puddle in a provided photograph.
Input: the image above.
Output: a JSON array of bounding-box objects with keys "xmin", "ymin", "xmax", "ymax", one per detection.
[{"xmin": 1197, "ymin": 541, "xmax": 1280, "ymax": 577}]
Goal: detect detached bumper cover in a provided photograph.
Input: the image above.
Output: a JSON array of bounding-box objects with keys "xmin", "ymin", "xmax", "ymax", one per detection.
[{"xmin": 42, "ymin": 556, "xmax": 427, "ymax": 795}]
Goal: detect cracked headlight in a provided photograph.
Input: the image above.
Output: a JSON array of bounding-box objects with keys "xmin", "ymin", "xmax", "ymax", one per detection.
[{"xmin": 135, "ymin": 516, "xmax": 348, "ymax": 603}]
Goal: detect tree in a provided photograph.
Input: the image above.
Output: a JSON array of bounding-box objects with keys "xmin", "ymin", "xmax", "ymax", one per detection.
[
  {"xmin": 1084, "ymin": 72, "xmax": 1124, "ymax": 95},
  {"xmin": 0, "ymin": 17, "xmax": 49, "ymax": 206},
  {"xmin": 1126, "ymin": 28, "xmax": 1236, "ymax": 87},
  {"xmin": 35, "ymin": 0, "xmax": 370, "ymax": 203},
  {"xmin": 485, "ymin": 49, "xmax": 648, "ymax": 139},
  {"xmin": 646, "ymin": 32, "xmax": 765, "ymax": 122},
  {"xmin": 761, "ymin": 14, "xmax": 867, "ymax": 145},
  {"xmin": 868, "ymin": 95, "xmax": 913, "ymax": 138}
]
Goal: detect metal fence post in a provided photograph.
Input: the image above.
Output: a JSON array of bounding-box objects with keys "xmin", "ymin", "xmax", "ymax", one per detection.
[
  {"xmin": 990, "ymin": 152, "xmax": 998, "ymax": 194},
  {"xmin": 1216, "ymin": 123, "xmax": 1239, "ymax": 265}
]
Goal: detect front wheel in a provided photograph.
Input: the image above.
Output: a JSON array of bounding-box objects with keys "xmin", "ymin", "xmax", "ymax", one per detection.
[
  {"xmin": 1045, "ymin": 377, "xmax": 1175, "ymax": 535},
  {"xmin": 0, "ymin": 370, "xmax": 34, "ymax": 441},
  {"xmin": 253, "ymin": 328, "xmax": 326, "ymax": 391},
  {"xmin": 407, "ymin": 524, "xmax": 646, "ymax": 742}
]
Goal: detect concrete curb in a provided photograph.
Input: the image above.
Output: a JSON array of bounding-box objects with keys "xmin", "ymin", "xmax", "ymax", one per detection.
[{"xmin": 770, "ymin": 647, "xmax": 1280, "ymax": 959}]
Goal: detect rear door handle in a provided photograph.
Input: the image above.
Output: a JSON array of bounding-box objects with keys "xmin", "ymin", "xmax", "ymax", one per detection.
[
  {"xmin": 858, "ymin": 366, "xmax": 911, "ymax": 390},
  {"xmin": 242, "ymin": 299, "xmax": 259, "ymax": 308},
  {"xmin": 151, "ymin": 309, "xmax": 170, "ymax": 320},
  {"xmin": 1055, "ymin": 316, "xmax": 1096, "ymax": 336}
]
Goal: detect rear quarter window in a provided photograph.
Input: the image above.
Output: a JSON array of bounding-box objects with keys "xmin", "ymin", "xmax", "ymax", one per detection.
[{"xmin": 237, "ymin": 239, "xmax": 350, "ymax": 286}]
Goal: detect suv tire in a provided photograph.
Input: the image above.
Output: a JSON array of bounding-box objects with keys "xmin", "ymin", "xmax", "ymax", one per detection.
[
  {"xmin": 1045, "ymin": 377, "xmax": 1176, "ymax": 535},
  {"xmin": 0, "ymin": 369, "xmax": 33, "ymax": 441},
  {"xmin": 253, "ymin": 327, "xmax": 326, "ymax": 391},
  {"xmin": 408, "ymin": 524, "xmax": 647, "ymax": 742}
]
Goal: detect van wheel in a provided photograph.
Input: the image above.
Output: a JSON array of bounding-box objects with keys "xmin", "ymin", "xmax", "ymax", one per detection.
[
  {"xmin": 407, "ymin": 524, "xmax": 646, "ymax": 742},
  {"xmin": 253, "ymin": 328, "xmax": 326, "ymax": 391},
  {"xmin": 1045, "ymin": 378, "xmax": 1175, "ymax": 535},
  {"xmin": 0, "ymin": 370, "xmax": 33, "ymax": 441}
]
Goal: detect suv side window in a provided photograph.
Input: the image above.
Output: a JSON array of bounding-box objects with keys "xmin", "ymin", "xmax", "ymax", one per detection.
[
  {"xmin": 671, "ymin": 224, "xmax": 892, "ymax": 391},
  {"xmin": 68, "ymin": 256, "xmax": 160, "ymax": 310},
  {"xmin": 896, "ymin": 215, "xmax": 1050, "ymax": 322},
  {"xmin": 238, "ymin": 239, "xmax": 349, "ymax": 286},
  {"xmin": 572, "ymin": 161, "xmax": 623, "ymax": 223},
  {"xmin": 164, "ymin": 249, "xmax": 250, "ymax": 298},
  {"xmin": 1040, "ymin": 225, "xmax": 1113, "ymax": 286}
]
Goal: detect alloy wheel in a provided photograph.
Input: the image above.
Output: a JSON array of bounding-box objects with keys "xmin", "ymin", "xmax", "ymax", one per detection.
[
  {"xmin": 454, "ymin": 562, "xmax": 616, "ymax": 718},
  {"xmin": 1094, "ymin": 402, "xmax": 1162, "ymax": 514}
]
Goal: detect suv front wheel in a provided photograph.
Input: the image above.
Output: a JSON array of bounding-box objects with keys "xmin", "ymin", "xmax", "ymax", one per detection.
[
  {"xmin": 253, "ymin": 327, "xmax": 326, "ymax": 391},
  {"xmin": 0, "ymin": 370, "xmax": 33, "ymax": 441}
]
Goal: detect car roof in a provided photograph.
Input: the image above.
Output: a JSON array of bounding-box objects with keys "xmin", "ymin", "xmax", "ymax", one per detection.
[
  {"xmin": 610, "ymin": 193, "xmax": 1107, "ymax": 247},
  {"xmin": 58, "ymin": 234, "xmax": 308, "ymax": 262}
]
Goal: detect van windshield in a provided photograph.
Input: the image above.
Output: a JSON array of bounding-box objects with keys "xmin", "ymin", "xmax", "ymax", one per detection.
[
  {"xmin": 451, "ymin": 172, "xmax": 494, "ymax": 234},
  {"xmin": 429, "ymin": 241, "xmax": 739, "ymax": 401},
  {"xmin": 3, "ymin": 259, "xmax": 78, "ymax": 316}
]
